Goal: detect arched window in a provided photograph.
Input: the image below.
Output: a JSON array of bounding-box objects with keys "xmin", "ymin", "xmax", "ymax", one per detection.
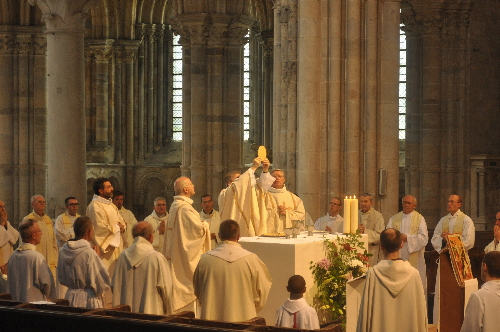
[
  {"xmin": 399, "ymin": 24, "xmax": 406, "ymax": 166},
  {"xmin": 172, "ymin": 34, "xmax": 183, "ymax": 141},
  {"xmin": 243, "ymin": 32, "xmax": 251, "ymax": 141}
]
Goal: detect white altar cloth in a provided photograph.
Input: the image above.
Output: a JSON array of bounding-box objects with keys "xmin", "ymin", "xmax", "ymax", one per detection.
[{"xmin": 239, "ymin": 232, "xmax": 369, "ymax": 325}]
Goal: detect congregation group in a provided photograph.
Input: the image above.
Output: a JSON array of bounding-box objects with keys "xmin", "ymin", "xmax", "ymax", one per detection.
[{"xmin": 0, "ymin": 157, "xmax": 499, "ymax": 331}]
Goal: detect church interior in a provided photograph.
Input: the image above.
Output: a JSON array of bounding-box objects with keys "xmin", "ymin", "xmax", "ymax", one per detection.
[{"xmin": 1, "ymin": 0, "xmax": 500, "ymax": 325}]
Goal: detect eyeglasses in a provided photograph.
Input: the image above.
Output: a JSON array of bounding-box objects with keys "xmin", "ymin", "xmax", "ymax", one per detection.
[{"xmin": 68, "ymin": 203, "xmax": 79, "ymax": 206}]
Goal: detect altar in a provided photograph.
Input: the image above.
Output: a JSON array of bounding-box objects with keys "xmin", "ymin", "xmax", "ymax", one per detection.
[{"xmin": 239, "ymin": 233, "xmax": 369, "ymax": 325}]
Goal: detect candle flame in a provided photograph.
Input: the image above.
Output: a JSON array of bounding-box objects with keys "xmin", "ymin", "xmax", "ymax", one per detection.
[{"xmin": 354, "ymin": 195, "xmax": 356, "ymax": 199}]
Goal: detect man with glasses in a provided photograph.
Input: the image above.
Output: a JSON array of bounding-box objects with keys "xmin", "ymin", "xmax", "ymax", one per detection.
[
  {"xmin": 54, "ymin": 197, "xmax": 80, "ymax": 249},
  {"xmin": 144, "ymin": 197, "xmax": 168, "ymax": 252},
  {"xmin": 431, "ymin": 194, "xmax": 475, "ymax": 328},
  {"xmin": 314, "ymin": 197, "xmax": 344, "ymax": 233},
  {"xmin": 22, "ymin": 195, "xmax": 58, "ymax": 278}
]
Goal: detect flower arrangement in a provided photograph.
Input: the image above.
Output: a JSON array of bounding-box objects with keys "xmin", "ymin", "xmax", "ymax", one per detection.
[{"xmin": 310, "ymin": 233, "xmax": 370, "ymax": 325}]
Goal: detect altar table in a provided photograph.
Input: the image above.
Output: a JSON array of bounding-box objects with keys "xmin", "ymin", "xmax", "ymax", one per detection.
[{"xmin": 239, "ymin": 233, "xmax": 369, "ymax": 325}]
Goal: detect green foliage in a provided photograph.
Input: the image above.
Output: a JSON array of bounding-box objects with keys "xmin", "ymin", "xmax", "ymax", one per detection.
[{"xmin": 310, "ymin": 233, "xmax": 371, "ymax": 325}]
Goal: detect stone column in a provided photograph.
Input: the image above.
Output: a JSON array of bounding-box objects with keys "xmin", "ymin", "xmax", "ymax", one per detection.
[
  {"xmin": 403, "ymin": 0, "xmax": 472, "ymax": 225},
  {"xmin": 29, "ymin": 0, "xmax": 99, "ymax": 216},
  {"xmin": 261, "ymin": 31, "xmax": 274, "ymax": 149}
]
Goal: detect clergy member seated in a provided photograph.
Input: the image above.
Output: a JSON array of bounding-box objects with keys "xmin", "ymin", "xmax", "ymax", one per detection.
[
  {"xmin": 8, "ymin": 219, "xmax": 56, "ymax": 302},
  {"xmin": 275, "ymin": 275, "xmax": 320, "ymax": 329},
  {"xmin": 57, "ymin": 216, "xmax": 110, "ymax": 308},
  {"xmin": 356, "ymin": 228, "xmax": 427, "ymax": 332},
  {"xmin": 194, "ymin": 219, "xmax": 272, "ymax": 322},
  {"xmin": 112, "ymin": 221, "xmax": 172, "ymax": 315},
  {"xmin": 314, "ymin": 197, "xmax": 343, "ymax": 233},
  {"xmin": 460, "ymin": 251, "xmax": 500, "ymax": 332},
  {"xmin": 484, "ymin": 211, "xmax": 500, "ymax": 253}
]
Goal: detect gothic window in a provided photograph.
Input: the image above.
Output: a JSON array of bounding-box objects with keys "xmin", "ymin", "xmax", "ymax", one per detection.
[
  {"xmin": 243, "ymin": 32, "xmax": 251, "ymax": 141},
  {"xmin": 172, "ymin": 34, "xmax": 183, "ymax": 141},
  {"xmin": 399, "ymin": 25, "xmax": 406, "ymax": 166}
]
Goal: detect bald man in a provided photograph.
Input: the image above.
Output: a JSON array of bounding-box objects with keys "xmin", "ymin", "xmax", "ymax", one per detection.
[
  {"xmin": 162, "ymin": 177, "xmax": 210, "ymax": 314},
  {"xmin": 113, "ymin": 222, "xmax": 172, "ymax": 315}
]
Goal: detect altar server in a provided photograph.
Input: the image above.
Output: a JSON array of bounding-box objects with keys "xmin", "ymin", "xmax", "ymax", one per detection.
[
  {"xmin": 113, "ymin": 222, "xmax": 171, "ymax": 315},
  {"xmin": 57, "ymin": 216, "xmax": 110, "ymax": 308},
  {"xmin": 275, "ymin": 275, "xmax": 320, "ymax": 329},
  {"xmin": 162, "ymin": 177, "xmax": 210, "ymax": 314},
  {"xmin": 356, "ymin": 228, "xmax": 427, "ymax": 332},
  {"xmin": 387, "ymin": 195, "xmax": 428, "ymax": 294},
  {"xmin": 194, "ymin": 219, "xmax": 272, "ymax": 322}
]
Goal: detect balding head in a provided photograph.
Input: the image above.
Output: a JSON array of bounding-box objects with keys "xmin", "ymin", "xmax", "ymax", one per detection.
[
  {"xmin": 132, "ymin": 221, "xmax": 154, "ymax": 243},
  {"xmin": 174, "ymin": 177, "xmax": 195, "ymax": 197},
  {"xmin": 380, "ymin": 228, "xmax": 403, "ymax": 256}
]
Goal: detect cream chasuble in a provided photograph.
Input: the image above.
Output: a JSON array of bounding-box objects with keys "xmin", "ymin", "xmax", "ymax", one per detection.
[
  {"xmin": 162, "ymin": 195, "xmax": 210, "ymax": 312},
  {"xmin": 86, "ymin": 195, "xmax": 126, "ymax": 272},
  {"xmin": 112, "ymin": 236, "xmax": 172, "ymax": 315},
  {"xmin": 219, "ymin": 168, "xmax": 275, "ymax": 237},
  {"xmin": 118, "ymin": 207, "xmax": 137, "ymax": 248},
  {"xmin": 144, "ymin": 210, "xmax": 168, "ymax": 252},
  {"xmin": 23, "ymin": 212, "xmax": 58, "ymax": 277},
  {"xmin": 194, "ymin": 241, "xmax": 272, "ymax": 322},
  {"xmin": 387, "ymin": 211, "xmax": 428, "ymax": 295},
  {"xmin": 265, "ymin": 186, "xmax": 306, "ymax": 233},
  {"xmin": 358, "ymin": 208, "xmax": 385, "ymax": 267}
]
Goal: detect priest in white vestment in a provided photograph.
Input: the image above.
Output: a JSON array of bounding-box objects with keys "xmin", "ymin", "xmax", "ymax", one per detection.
[
  {"xmin": 8, "ymin": 219, "xmax": 56, "ymax": 302},
  {"xmin": 112, "ymin": 190, "xmax": 138, "ymax": 248},
  {"xmin": 162, "ymin": 177, "xmax": 211, "ymax": 314},
  {"xmin": 219, "ymin": 157, "xmax": 275, "ymax": 237},
  {"xmin": 199, "ymin": 194, "xmax": 221, "ymax": 248},
  {"xmin": 461, "ymin": 251, "xmax": 500, "ymax": 332},
  {"xmin": 144, "ymin": 197, "xmax": 168, "ymax": 252},
  {"xmin": 431, "ymin": 195, "xmax": 475, "ymax": 328},
  {"xmin": 358, "ymin": 193, "xmax": 385, "ymax": 267},
  {"xmin": 356, "ymin": 228, "xmax": 427, "ymax": 332},
  {"xmin": 86, "ymin": 178, "xmax": 126, "ymax": 274},
  {"xmin": 275, "ymin": 275, "xmax": 320, "ymax": 329},
  {"xmin": 0, "ymin": 200, "xmax": 20, "ymax": 292},
  {"xmin": 265, "ymin": 169, "xmax": 306, "ymax": 233},
  {"xmin": 484, "ymin": 212, "xmax": 500, "ymax": 253},
  {"xmin": 22, "ymin": 195, "xmax": 58, "ymax": 278},
  {"xmin": 314, "ymin": 197, "xmax": 344, "ymax": 233},
  {"xmin": 194, "ymin": 219, "xmax": 272, "ymax": 322},
  {"xmin": 113, "ymin": 222, "xmax": 172, "ymax": 315},
  {"xmin": 387, "ymin": 195, "xmax": 428, "ymax": 295},
  {"xmin": 54, "ymin": 197, "xmax": 80, "ymax": 249},
  {"xmin": 57, "ymin": 216, "xmax": 110, "ymax": 308}
]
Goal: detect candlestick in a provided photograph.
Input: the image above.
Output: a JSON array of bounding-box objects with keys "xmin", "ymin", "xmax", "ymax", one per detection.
[{"xmin": 343, "ymin": 196, "xmax": 351, "ymax": 234}]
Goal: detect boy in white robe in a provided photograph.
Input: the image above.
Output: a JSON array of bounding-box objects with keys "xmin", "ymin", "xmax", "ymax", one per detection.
[
  {"xmin": 275, "ymin": 275, "xmax": 320, "ymax": 329},
  {"xmin": 57, "ymin": 216, "xmax": 110, "ymax": 308},
  {"xmin": 194, "ymin": 219, "xmax": 272, "ymax": 322},
  {"xmin": 8, "ymin": 219, "xmax": 56, "ymax": 302},
  {"xmin": 461, "ymin": 251, "xmax": 500, "ymax": 332},
  {"xmin": 356, "ymin": 228, "xmax": 427, "ymax": 332},
  {"xmin": 113, "ymin": 221, "xmax": 172, "ymax": 315}
]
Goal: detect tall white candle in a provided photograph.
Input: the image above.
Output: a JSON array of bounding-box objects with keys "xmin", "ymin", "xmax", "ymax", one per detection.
[
  {"xmin": 343, "ymin": 196, "xmax": 351, "ymax": 234},
  {"xmin": 351, "ymin": 195, "xmax": 358, "ymax": 233}
]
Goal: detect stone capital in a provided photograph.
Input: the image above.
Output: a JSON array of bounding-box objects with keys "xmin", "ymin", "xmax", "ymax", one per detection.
[
  {"xmin": 114, "ymin": 40, "xmax": 142, "ymax": 63},
  {"xmin": 85, "ymin": 39, "xmax": 114, "ymax": 61},
  {"xmin": 29, "ymin": 0, "xmax": 100, "ymax": 33}
]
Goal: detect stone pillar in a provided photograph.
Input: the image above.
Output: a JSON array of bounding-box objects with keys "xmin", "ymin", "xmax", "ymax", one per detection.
[
  {"xmin": 174, "ymin": 13, "xmax": 251, "ymax": 201},
  {"xmin": 402, "ymin": 0, "xmax": 472, "ymax": 226},
  {"xmin": 29, "ymin": 0, "xmax": 99, "ymax": 216},
  {"xmin": 273, "ymin": 0, "xmax": 400, "ymax": 220},
  {"xmin": 261, "ymin": 31, "xmax": 274, "ymax": 150}
]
